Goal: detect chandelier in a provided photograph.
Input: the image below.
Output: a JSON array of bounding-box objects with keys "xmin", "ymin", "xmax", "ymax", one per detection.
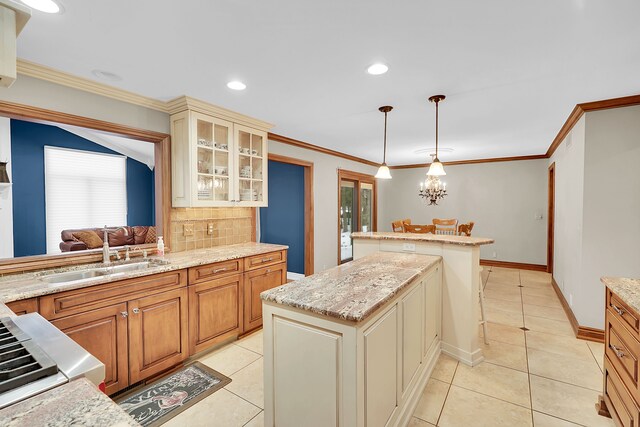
[{"xmin": 418, "ymin": 95, "xmax": 448, "ymax": 205}]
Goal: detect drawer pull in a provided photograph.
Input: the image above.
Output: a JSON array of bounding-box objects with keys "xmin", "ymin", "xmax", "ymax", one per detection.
[
  {"xmin": 261, "ymin": 257, "xmax": 273, "ymax": 263},
  {"xmin": 610, "ymin": 344, "xmax": 625, "ymax": 358},
  {"xmin": 612, "ymin": 304, "xmax": 626, "ymax": 316},
  {"xmin": 213, "ymin": 267, "xmax": 228, "ymax": 274},
  {"xmin": 121, "ymin": 311, "xmax": 128, "ymax": 318}
]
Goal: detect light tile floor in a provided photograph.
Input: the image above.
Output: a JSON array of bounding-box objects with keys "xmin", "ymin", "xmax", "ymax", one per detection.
[{"xmin": 163, "ymin": 266, "xmax": 614, "ymax": 427}]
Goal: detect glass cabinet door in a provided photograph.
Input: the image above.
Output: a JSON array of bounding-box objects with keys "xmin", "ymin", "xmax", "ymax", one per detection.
[
  {"xmin": 235, "ymin": 125, "xmax": 267, "ymax": 206},
  {"xmin": 194, "ymin": 114, "xmax": 233, "ymax": 204}
]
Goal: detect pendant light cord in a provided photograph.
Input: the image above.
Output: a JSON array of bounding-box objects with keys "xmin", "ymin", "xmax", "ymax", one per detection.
[
  {"xmin": 434, "ymin": 99, "xmax": 439, "ymax": 161},
  {"xmin": 383, "ymin": 111, "xmax": 388, "ymax": 165}
]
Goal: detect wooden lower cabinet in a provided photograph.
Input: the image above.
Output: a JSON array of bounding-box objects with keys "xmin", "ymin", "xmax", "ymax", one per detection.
[
  {"xmin": 189, "ymin": 274, "xmax": 243, "ymax": 354},
  {"xmin": 128, "ymin": 287, "xmax": 189, "ymax": 383},
  {"xmin": 6, "ymin": 298, "xmax": 38, "ymax": 315},
  {"xmin": 51, "ymin": 303, "xmax": 129, "ymax": 395},
  {"xmin": 244, "ymin": 262, "xmax": 287, "ymax": 333}
]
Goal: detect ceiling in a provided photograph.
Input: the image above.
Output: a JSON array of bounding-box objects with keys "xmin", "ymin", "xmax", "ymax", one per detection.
[{"xmin": 14, "ymin": 0, "xmax": 640, "ymax": 165}]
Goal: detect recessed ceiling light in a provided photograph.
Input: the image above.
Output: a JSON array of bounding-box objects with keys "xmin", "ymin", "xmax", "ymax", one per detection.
[
  {"xmin": 92, "ymin": 70, "xmax": 122, "ymax": 82},
  {"xmin": 20, "ymin": 0, "xmax": 63, "ymax": 14},
  {"xmin": 367, "ymin": 63, "xmax": 389, "ymax": 75},
  {"xmin": 227, "ymin": 81, "xmax": 247, "ymax": 91}
]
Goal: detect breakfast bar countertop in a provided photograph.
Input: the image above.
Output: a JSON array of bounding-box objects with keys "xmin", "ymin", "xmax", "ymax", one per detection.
[
  {"xmin": 261, "ymin": 251, "xmax": 441, "ymax": 322},
  {"xmin": 351, "ymin": 231, "xmax": 494, "ymax": 246},
  {"xmin": 601, "ymin": 276, "xmax": 640, "ymax": 313},
  {"xmin": 0, "ymin": 242, "xmax": 288, "ymax": 308},
  {"xmin": 0, "ymin": 378, "xmax": 139, "ymax": 427}
]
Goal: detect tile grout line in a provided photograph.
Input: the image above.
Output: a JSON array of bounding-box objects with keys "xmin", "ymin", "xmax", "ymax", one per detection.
[
  {"xmin": 224, "ymin": 386, "xmax": 264, "ymax": 412},
  {"xmin": 435, "ymin": 359, "xmax": 460, "ymax": 426},
  {"xmin": 520, "ymin": 269, "xmax": 536, "ymax": 427},
  {"xmin": 242, "ymin": 410, "xmax": 264, "ymax": 427}
]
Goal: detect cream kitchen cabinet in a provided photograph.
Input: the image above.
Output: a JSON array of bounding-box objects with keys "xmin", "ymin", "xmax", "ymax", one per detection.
[{"xmin": 169, "ymin": 96, "xmax": 272, "ymax": 207}]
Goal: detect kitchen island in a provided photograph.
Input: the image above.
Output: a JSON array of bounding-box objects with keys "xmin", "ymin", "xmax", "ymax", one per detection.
[
  {"xmin": 261, "ymin": 252, "xmax": 442, "ymax": 427},
  {"xmin": 352, "ymin": 232, "xmax": 494, "ymax": 367}
]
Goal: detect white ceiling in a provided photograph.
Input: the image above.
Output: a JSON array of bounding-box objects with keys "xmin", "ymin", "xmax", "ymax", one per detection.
[{"xmin": 14, "ymin": 0, "xmax": 640, "ymax": 165}]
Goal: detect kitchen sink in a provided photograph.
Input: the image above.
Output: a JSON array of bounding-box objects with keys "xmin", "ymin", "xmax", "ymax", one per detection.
[{"xmin": 41, "ymin": 260, "xmax": 168, "ymax": 284}]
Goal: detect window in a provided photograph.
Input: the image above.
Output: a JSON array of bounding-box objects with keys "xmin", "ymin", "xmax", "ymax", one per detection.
[{"xmin": 45, "ymin": 146, "xmax": 127, "ymax": 254}]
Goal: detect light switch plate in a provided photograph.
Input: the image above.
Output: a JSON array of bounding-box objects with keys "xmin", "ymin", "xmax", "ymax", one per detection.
[
  {"xmin": 183, "ymin": 223, "xmax": 194, "ymax": 237},
  {"xmin": 207, "ymin": 223, "xmax": 214, "ymax": 235},
  {"xmin": 402, "ymin": 243, "xmax": 416, "ymax": 252}
]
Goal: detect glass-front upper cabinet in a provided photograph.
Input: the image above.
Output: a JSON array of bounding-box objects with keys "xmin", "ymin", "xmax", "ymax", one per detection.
[
  {"xmin": 234, "ymin": 124, "xmax": 267, "ymax": 206},
  {"xmin": 170, "ymin": 97, "xmax": 271, "ymax": 208},
  {"xmin": 193, "ymin": 112, "xmax": 234, "ymax": 205}
]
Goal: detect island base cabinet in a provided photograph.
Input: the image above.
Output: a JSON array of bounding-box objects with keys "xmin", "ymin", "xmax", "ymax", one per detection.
[
  {"xmin": 263, "ymin": 262, "xmax": 442, "ymax": 427},
  {"xmin": 128, "ymin": 287, "xmax": 189, "ymax": 383},
  {"xmin": 51, "ymin": 303, "xmax": 129, "ymax": 395},
  {"xmin": 244, "ymin": 262, "xmax": 286, "ymax": 333},
  {"xmin": 189, "ymin": 274, "xmax": 243, "ymax": 354}
]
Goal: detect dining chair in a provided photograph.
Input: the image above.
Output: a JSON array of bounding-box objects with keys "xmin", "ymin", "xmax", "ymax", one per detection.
[
  {"xmin": 403, "ymin": 224, "xmax": 436, "ymax": 234},
  {"xmin": 391, "ymin": 218, "xmax": 411, "ymax": 232},
  {"xmin": 458, "ymin": 221, "xmax": 475, "ymax": 236},
  {"xmin": 432, "ymin": 218, "xmax": 458, "ymax": 235}
]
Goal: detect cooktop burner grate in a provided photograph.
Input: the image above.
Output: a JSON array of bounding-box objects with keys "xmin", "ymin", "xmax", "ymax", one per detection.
[{"xmin": 0, "ymin": 317, "xmax": 58, "ymax": 394}]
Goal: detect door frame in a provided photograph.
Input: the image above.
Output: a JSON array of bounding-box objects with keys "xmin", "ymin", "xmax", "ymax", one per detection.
[
  {"xmin": 266, "ymin": 153, "xmax": 314, "ymax": 276},
  {"xmin": 547, "ymin": 162, "xmax": 555, "ymax": 274},
  {"xmin": 337, "ymin": 169, "xmax": 377, "ymax": 265}
]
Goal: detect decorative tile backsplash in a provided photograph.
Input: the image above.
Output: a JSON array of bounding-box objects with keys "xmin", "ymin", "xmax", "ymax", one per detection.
[{"xmin": 169, "ymin": 207, "xmax": 254, "ymax": 252}]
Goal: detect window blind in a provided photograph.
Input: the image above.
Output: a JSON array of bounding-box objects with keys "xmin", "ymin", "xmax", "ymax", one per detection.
[{"xmin": 45, "ymin": 146, "xmax": 127, "ymax": 254}]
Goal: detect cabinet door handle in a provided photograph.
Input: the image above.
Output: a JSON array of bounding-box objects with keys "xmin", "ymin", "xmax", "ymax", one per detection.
[
  {"xmin": 132, "ymin": 308, "xmax": 140, "ymax": 314},
  {"xmin": 610, "ymin": 344, "xmax": 625, "ymax": 358},
  {"xmin": 121, "ymin": 311, "xmax": 128, "ymax": 318},
  {"xmin": 612, "ymin": 304, "xmax": 626, "ymax": 316},
  {"xmin": 262, "ymin": 257, "xmax": 273, "ymax": 263},
  {"xmin": 213, "ymin": 267, "xmax": 227, "ymax": 274},
  {"xmin": 266, "ymin": 269, "xmax": 271, "ymax": 274}
]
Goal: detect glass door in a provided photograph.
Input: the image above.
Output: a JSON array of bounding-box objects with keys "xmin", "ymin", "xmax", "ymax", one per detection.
[
  {"xmin": 235, "ymin": 125, "xmax": 267, "ymax": 206},
  {"xmin": 194, "ymin": 113, "xmax": 232, "ymax": 204},
  {"xmin": 338, "ymin": 170, "xmax": 377, "ymax": 264}
]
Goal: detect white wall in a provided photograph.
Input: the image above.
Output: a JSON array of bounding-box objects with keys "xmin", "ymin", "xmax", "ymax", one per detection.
[
  {"xmin": 268, "ymin": 140, "xmax": 379, "ymax": 272},
  {"xmin": 0, "ymin": 117, "xmax": 12, "ymax": 258},
  {"xmin": 378, "ymin": 159, "xmax": 548, "ymax": 265},
  {"xmin": 551, "ymin": 105, "xmax": 640, "ymax": 329},
  {"xmin": 550, "ymin": 116, "xmax": 586, "ymax": 322}
]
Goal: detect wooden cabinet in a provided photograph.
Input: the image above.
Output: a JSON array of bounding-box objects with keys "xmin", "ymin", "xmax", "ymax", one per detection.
[
  {"xmin": 601, "ymin": 287, "xmax": 640, "ymax": 426},
  {"xmin": 51, "ymin": 303, "xmax": 128, "ymax": 395},
  {"xmin": 6, "ymin": 297, "xmax": 38, "ymax": 315},
  {"xmin": 189, "ymin": 274, "xmax": 243, "ymax": 354},
  {"xmin": 244, "ymin": 262, "xmax": 287, "ymax": 333},
  {"xmin": 169, "ymin": 96, "xmax": 272, "ymax": 208},
  {"xmin": 129, "ymin": 288, "xmax": 189, "ymax": 383}
]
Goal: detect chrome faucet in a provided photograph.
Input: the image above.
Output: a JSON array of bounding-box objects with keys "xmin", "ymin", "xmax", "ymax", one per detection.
[
  {"xmin": 126, "ymin": 246, "xmax": 148, "ymax": 261},
  {"xmin": 102, "ymin": 226, "xmax": 126, "ymax": 264}
]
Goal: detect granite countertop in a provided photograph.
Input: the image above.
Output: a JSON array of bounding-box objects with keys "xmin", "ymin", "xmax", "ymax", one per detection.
[
  {"xmin": 602, "ymin": 277, "xmax": 640, "ymax": 313},
  {"xmin": 0, "ymin": 242, "xmax": 287, "ymax": 307},
  {"xmin": 0, "ymin": 378, "xmax": 139, "ymax": 427},
  {"xmin": 261, "ymin": 252, "xmax": 441, "ymax": 322},
  {"xmin": 351, "ymin": 231, "xmax": 494, "ymax": 246}
]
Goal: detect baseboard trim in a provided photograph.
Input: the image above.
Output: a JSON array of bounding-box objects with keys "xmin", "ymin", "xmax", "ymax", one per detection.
[
  {"xmin": 551, "ymin": 277, "xmax": 605, "ymax": 343},
  {"xmin": 480, "ymin": 259, "xmax": 547, "ymax": 272}
]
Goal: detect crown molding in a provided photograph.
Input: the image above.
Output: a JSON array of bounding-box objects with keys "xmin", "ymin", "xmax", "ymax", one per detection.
[
  {"xmin": 546, "ymin": 94, "xmax": 640, "ymax": 158},
  {"xmin": 17, "ymin": 59, "xmax": 168, "ymax": 112},
  {"xmin": 167, "ymin": 95, "xmax": 273, "ymax": 131}
]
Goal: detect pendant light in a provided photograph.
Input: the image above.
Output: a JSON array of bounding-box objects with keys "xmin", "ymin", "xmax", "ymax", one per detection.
[
  {"xmin": 427, "ymin": 95, "xmax": 446, "ymax": 176},
  {"xmin": 375, "ymin": 106, "xmax": 393, "ymax": 179},
  {"xmin": 418, "ymin": 95, "xmax": 448, "ymax": 205}
]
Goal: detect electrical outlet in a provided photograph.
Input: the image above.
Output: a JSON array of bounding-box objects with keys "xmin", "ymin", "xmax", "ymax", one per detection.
[
  {"xmin": 183, "ymin": 223, "xmax": 194, "ymax": 237},
  {"xmin": 207, "ymin": 223, "xmax": 214, "ymax": 235},
  {"xmin": 402, "ymin": 243, "xmax": 416, "ymax": 252},
  {"xmin": 492, "ymin": 251, "xmax": 497, "ymax": 259}
]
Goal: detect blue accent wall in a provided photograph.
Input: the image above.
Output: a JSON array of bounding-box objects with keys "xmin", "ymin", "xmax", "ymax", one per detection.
[
  {"xmin": 10, "ymin": 120, "xmax": 155, "ymax": 257},
  {"xmin": 260, "ymin": 160, "xmax": 305, "ymax": 274}
]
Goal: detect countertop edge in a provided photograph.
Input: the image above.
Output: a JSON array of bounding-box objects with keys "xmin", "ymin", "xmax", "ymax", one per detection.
[
  {"xmin": 351, "ymin": 231, "xmax": 494, "ymax": 246},
  {"xmin": 602, "ymin": 276, "xmax": 640, "ymax": 313}
]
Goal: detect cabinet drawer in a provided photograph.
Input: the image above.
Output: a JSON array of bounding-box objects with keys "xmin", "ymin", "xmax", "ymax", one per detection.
[
  {"xmin": 607, "ymin": 308, "xmax": 640, "ymax": 399},
  {"xmin": 6, "ymin": 298, "xmax": 38, "ymax": 316},
  {"xmin": 609, "ymin": 289, "xmax": 640, "ymax": 335},
  {"xmin": 244, "ymin": 250, "xmax": 286, "ymax": 271},
  {"xmin": 188, "ymin": 259, "xmax": 243, "ymax": 285},
  {"xmin": 244, "ymin": 262, "xmax": 287, "ymax": 332},
  {"xmin": 40, "ymin": 270, "xmax": 187, "ymax": 320},
  {"xmin": 605, "ymin": 357, "xmax": 640, "ymax": 427}
]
